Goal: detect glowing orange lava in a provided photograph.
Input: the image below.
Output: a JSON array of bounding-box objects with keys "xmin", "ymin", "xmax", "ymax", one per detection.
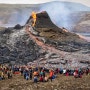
[
  {"xmin": 76, "ymin": 33, "xmax": 90, "ymax": 42},
  {"xmin": 31, "ymin": 12, "xmax": 36, "ymax": 27},
  {"xmin": 77, "ymin": 34, "xmax": 85, "ymax": 39}
]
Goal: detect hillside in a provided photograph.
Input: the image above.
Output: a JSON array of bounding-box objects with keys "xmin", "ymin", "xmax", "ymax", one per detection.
[{"xmin": 72, "ymin": 11, "xmax": 90, "ymax": 33}]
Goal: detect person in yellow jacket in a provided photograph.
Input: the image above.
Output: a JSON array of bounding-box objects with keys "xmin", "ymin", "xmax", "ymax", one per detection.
[{"xmin": 1, "ymin": 71, "xmax": 5, "ymax": 80}]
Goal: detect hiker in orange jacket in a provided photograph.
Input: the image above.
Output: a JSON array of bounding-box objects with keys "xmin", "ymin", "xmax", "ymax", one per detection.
[{"xmin": 49, "ymin": 69, "xmax": 54, "ymax": 82}]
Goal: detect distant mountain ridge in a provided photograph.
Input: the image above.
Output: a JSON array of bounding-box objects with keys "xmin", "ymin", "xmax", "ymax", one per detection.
[
  {"xmin": 0, "ymin": 1, "xmax": 90, "ymax": 28},
  {"xmin": 41, "ymin": 1, "xmax": 90, "ymax": 11}
]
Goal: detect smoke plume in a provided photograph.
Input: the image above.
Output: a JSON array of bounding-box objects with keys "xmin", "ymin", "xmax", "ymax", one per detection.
[{"xmin": 39, "ymin": 2, "xmax": 75, "ymax": 30}]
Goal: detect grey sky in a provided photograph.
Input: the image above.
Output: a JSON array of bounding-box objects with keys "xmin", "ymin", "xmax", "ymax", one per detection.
[{"xmin": 0, "ymin": 0, "xmax": 90, "ymax": 7}]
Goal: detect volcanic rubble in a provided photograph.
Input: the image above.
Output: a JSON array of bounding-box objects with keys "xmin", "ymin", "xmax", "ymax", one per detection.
[{"xmin": 0, "ymin": 11, "xmax": 90, "ymax": 68}]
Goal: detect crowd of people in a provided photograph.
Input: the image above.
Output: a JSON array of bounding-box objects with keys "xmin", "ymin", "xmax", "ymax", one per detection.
[
  {"xmin": 0, "ymin": 64, "xmax": 90, "ymax": 83},
  {"xmin": 0, "ymin": 64, "xmax": 12, "ymax": 80}
]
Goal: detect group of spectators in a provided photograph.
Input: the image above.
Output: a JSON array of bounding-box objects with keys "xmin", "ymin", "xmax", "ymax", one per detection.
[
  {"xmin": 0, "ymin": 64, "xmax": 12, "ymax": 80},
  {"xmin": 21, "ymin": 67, "xmax": 55, "ymax": 82},
  {"xmin": 13, "ymin": 65, "xmax": 90, "ymax": 83},
  {"xmin": 0, "ymin": 64, "xmax": 90, "ymax": 83}
]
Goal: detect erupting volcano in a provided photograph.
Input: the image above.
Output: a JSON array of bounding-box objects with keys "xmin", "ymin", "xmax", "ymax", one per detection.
[
  {"xmin": 0, "ymin": 11, "xmax": 90, "ymax": 68},
  {"xmin": 0, "ymin": 3, "xmax": 90, "ymax": 90},
  {"xmin": 26, "ymin": 11, "xmax": 68, "ymax": 56}
]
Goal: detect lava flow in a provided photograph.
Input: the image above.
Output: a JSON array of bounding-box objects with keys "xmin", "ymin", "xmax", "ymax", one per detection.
[
  {"xmin": 26, "ymin": 25, "xmax": 65, "ymax": 58},
  {"xmin": 77, "ymin": 33, "xmax": 90, "ymax": 42}
]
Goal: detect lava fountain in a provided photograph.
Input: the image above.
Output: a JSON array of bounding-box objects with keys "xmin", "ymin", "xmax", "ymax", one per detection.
[{"xmin": 31, "ymin": 12, "xmax": 37, "ymax": 27}]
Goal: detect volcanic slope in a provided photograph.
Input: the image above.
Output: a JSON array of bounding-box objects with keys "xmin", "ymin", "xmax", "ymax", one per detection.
[
  {"xmin": 0, "ymin": 11, "xmax": 90, "ymax": 68},
  {"xmin": 26, "ymin": 11, "xmax": 90, "ymax": 68}
]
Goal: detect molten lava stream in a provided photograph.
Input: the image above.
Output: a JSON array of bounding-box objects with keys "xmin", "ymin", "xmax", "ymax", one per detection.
[
  {"xmin": 77, "ymin": 33, "xmax": 90, "ymax": 42},
  {"xmin": 26, "ymin": 26, "xmax": 47, "ymax": 50},
  {"xmin": 26, "ymin": 26, "xmax": 65, "ymax": 57}
]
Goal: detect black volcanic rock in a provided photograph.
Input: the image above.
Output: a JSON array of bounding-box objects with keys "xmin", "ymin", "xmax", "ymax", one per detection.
[
  {"xmin": 0, "ymin": 28, "xmax": 41, "ymax": 64},
  {"xmin": 14, "ymin": 24, "xmax": 23, "ymax": 29},
  {"xmin": 0, "ymin": 11, "xmax": 89, "ymax": 65},
  {"xmin": 35, "ymin": 11, "xmax": 61, "ymax": 28},
  {"xmin": 27, "ymin": 11, "xmax": 63, "ymax": 30},
  {"xmin": 14, "ymin": 24, "xmax": 22, "ymax": 29}
]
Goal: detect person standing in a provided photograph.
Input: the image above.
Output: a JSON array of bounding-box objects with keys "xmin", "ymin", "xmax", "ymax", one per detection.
[
  {"xmin": 29, "ymin": 68, "xmax": 33, "ymax": 80},
  {"xmin": 49, "ymin": 69, "xmax": 54, "ymax": 82}
]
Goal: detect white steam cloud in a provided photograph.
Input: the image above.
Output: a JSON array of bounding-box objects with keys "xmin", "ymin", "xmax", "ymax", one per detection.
[
  {"xmin": 40, "ymin": 2, "xmax": 90, "ymax": 30},
  {"xmin": 40, "ymin": 2, "xmax": 75, "ymax": 30}
]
